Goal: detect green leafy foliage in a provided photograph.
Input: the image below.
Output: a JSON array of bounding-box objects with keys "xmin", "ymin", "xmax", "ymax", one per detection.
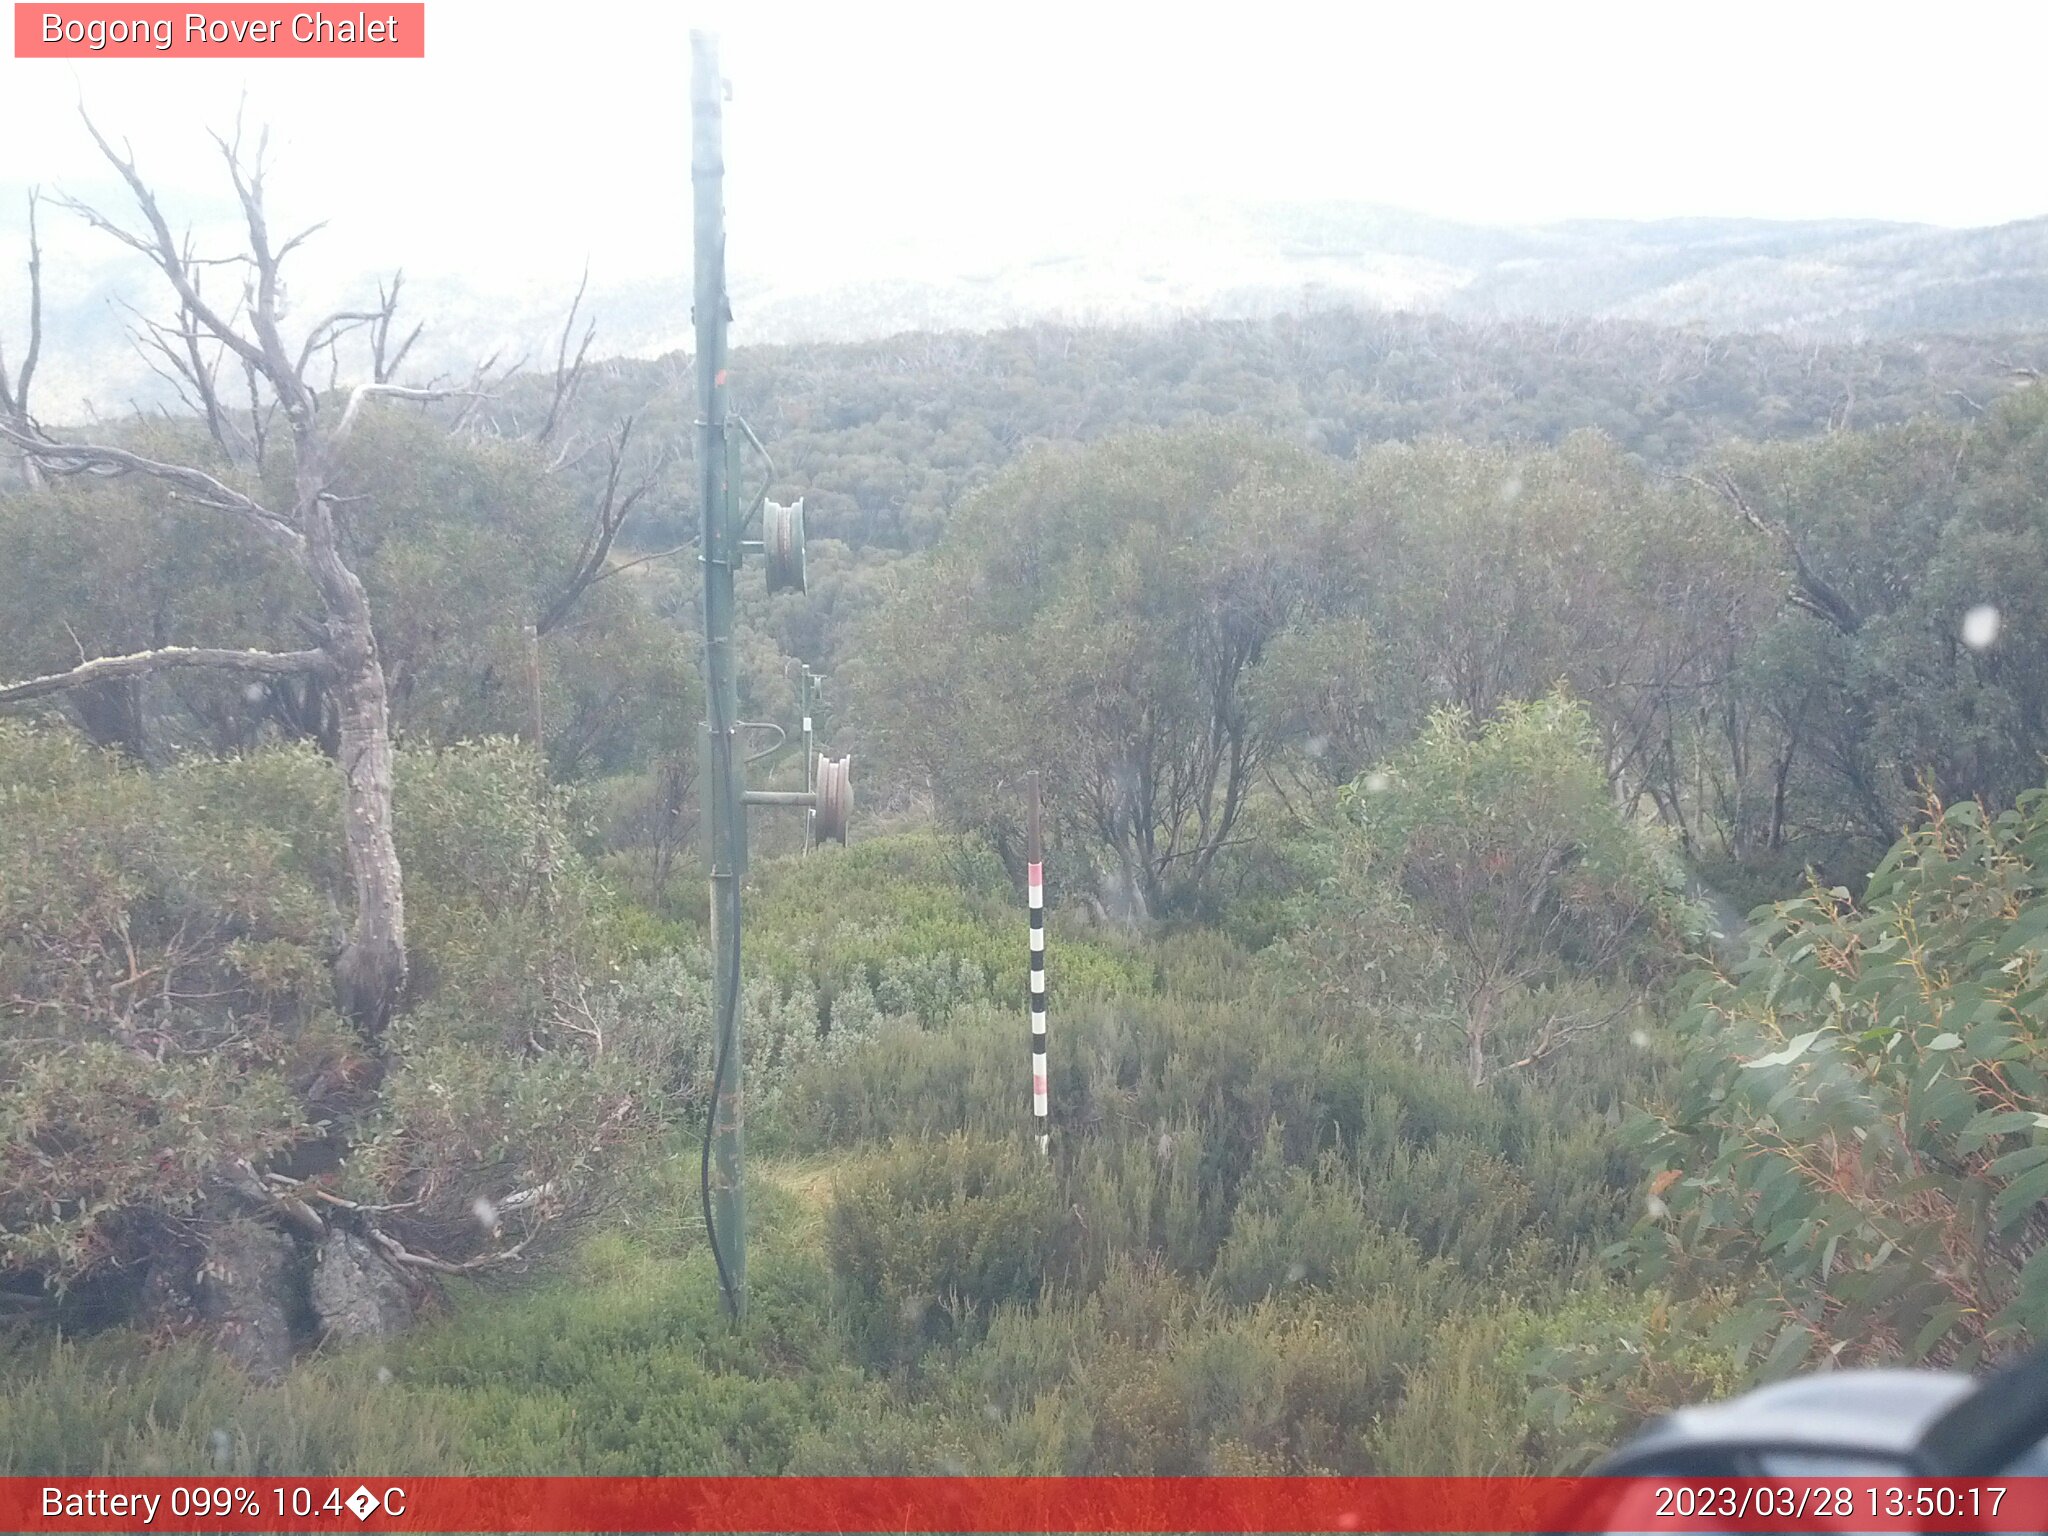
[
  {"xmin": 1704, "ymin": 393, "xmax": 2048, "ymax": 870},
  {"xmin": 0, "ymin": 747, "xmax": 1729, "ymax": 1475},
  {"xmin": 0, "ymin": 726, "xmax": 668, "ymax": 1291},
  {"xmin": 548, "ymin": 313, "xmax": 2048, "ymax": 566},
  {"xmin": 0, "ymin": 410, "xmax": 696, "ymax": 788},
  {"xmin": 856, "ymin": 427, "xmax": 1345, "ymax": 922},
  {"xmin": 1299, "ymin": 697, "xmax": 1681, "ymax": 1085},
  {"xmin": 827, "ymin": 1136, "xmax": 1064, "ymax": 1369},
  {"xmin": 1636, "ymin": 789, "xmax": 2048, "ymax": 1370},
  {"xmin": 0, "ymin": 727, "xmax": 336, "ymax": 1281}
]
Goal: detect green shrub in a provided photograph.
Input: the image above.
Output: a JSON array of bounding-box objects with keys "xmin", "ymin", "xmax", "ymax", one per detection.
[
  {"xmin": 826, "ymin": 1136, "xmax": 1064, "ymax": 1369},
  {"xmin": 0, "ymin": 725, "xmax": 668, "ymax": 1299},
  {"xmin": 1365, "ymin": 1313, "xmax": 1527, "ymax": 1474},
  {"xmin": 1211, "ymin": 1140, "xmax": 1451, "ymax": 1308},
  {"xmin": 1285, "ymin": 696, "xmax": 1684, "ymax": 1088},
  {"xmin": 1508, "ymin": 1288, "xmax": 1742, "ymax": 1471},
  {"xmin": 746, "ymin": 832, "xmax": 1152, "ymax": 1017},
  {"xmin": 0, "ymin": 1333, "xmax": 465, "ymax": 1476}
]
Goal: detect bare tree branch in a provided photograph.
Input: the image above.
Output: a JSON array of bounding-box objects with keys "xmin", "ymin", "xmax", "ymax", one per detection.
[
  {"xmin": 273, "ymin": 219, "xmax": 328, "ymax": 266},
  {"xmin": 125, "ymin": 298, "xmax": 259, "ymax": 462},
  {"xmin": 535, "ymin": 416, "xmax": 672, "ymax": 636},
  {"xmin": 1492, "ymin": 997, "xmax": 1639, "ymax": 1079},
  {"xmin": 31, "ymin": 105, "xmax": 474, "ymax": 1037},
  {"xmin": 295, "ymin": 308, "xmax": 384, "ymax": 382},
  {"xmin": 208, "ymin": 117, "xmax": 303, "ymax": 400},
  {"xmin": 0, "ymin": 644, "xmax": 332, "ymax": 706},
  {"xmin": 441, "ymin": 349, "xmax": 514, "ymax": 434},
  {"xmin": 1688, "ymin": 470, "xmax": 1862, "ymax": 635},
  {"xmin": 333, "ymin": 380, "xmax": 487, "ymax": 444},
  {"xmin": 243, "ymin": 353, "xmax": 276, "ymax": 462},
  {"xmin": 367, "ymin": 1224, "xmax": 539, "ymax": 1275},
  {"xmin": 370, "ymin": 272, "xmax": 423, "ymax": 384},
  {"xmin": 261, "ymin": 1168, "xmax": 420, "ymax": 1216},
  {"xmin": 583, "ymin": 539, "xmax": 696, "ymax": 584},
  {"xmin": 225, "ymin": 1158, "xmax": 327, "ymax": 1238},
  {"xmin": 60, "ymin": 110, "xmax": 274, "ymax": 382},
  {"xmin": 534, "ymin": 264, "xmax": 594, "ymax": 448},
  {"xmin": 0, "ymin": 422, "xmax": 300, "ymax": 544}
]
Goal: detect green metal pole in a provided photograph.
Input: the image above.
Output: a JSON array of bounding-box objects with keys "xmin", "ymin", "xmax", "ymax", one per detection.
[{"xmin": 692, "ymin": 27, "xmax": 746, "ymax": 1320}]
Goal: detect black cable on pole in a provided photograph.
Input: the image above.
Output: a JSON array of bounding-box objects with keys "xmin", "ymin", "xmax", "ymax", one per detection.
[
  {"xmin": 699, "ymin": 870, "xmax": 742, "ymax": 1317},
  {"xmin": 699, "ymin": 586, "xmax": 743, "ymax": 1319}
]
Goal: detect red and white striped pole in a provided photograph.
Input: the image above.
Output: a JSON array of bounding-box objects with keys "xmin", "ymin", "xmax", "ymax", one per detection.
[{"xmin": 1026, "ymin": 771, "xmax": 1049, "ymax": 1154}]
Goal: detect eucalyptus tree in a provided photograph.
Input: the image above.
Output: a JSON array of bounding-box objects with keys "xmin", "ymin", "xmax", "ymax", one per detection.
[
  {"xmin": 1703, "ymin": 395, "xmax": 2048, "ymax": 866},
  {"xmin": 859, "ymin": 427, "xmax": 1344, "ymax": 922}
]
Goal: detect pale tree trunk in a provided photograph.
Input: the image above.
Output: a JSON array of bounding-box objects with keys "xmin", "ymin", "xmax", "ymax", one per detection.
[
  {"xmin": 1466, "ymin": 985, "xmax": 1493, "ymax": 1088},
  {"xmin": 1102, "ymin": 834, "xmax": 1155, "ymax": 930},
  {"xmin": 1, "ymin": 189, "xmax": 42, "ymax": 490},
  {"xmin": 331, "ymin": 646, "xmax": 406, "ymax": 1032},
  {"xmin": 301, "ymin": 492, "xmax": 407, "ymax": 1034}
]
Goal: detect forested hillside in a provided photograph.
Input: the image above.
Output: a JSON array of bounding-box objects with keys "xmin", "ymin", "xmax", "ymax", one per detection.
[
  {"xmin": 5, "ymin": 132, "xmax": 2048, "ymax": 1478},
  {"xmin": 564, "ymin": 309, "xmax": 2048, "ymax": 558}
]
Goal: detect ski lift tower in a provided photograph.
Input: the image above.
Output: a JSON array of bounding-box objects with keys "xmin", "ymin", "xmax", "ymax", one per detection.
[{"xmin": 692, "ymin": 29, "xmax": 851, "ymax": 1322}]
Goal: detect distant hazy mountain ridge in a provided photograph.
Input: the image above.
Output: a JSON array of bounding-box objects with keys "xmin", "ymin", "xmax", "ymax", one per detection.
[{"xmin": 21, "ymin": 197, "xmax": 2048, "ymax": 415}]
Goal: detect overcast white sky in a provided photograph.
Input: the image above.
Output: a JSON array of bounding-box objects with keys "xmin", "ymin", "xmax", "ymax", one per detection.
[{"xmin": 3, "ymin": 1, "xmax": 2045, "ymax": 309}]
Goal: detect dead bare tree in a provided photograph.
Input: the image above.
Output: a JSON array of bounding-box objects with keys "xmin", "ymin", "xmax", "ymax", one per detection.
[
  {"xmin": 533, "ymin": 414, "xmax": 674, "ymax": 638},
  {"xmin": 0, "ymin": 190, "xmax": 42, "ymax": 487},
  {"xmin": 0, "ymin": 112, "xmax": 460, "ymax": 1039},
  {"xmin": 533, "ymin": 264, "xmax": 595, "ymax": 450},
  {"xmin": 369, "ymin": 271, "xmax": 423, "ymax": 385}
]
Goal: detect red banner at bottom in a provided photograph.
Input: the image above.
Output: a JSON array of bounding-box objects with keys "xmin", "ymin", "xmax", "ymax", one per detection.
[{"xmin": 9, "ymin": 1476, "xmax": 2048, "ymax": 1533}]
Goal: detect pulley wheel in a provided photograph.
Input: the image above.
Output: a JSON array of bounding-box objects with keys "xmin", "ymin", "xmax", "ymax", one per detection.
[
  {"xmin": 764, "ymin": 497, "xmax": 807, "ymax": 595},
  {"xmin": 813, "ymin": 753, "xmax": 852, "ymax": 844}
]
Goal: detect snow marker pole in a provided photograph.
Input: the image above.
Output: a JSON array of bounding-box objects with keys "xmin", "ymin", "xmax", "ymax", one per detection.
[{"xmin": 1027, "ymin": 771, "xmax": 1049, "ymax": 1154}]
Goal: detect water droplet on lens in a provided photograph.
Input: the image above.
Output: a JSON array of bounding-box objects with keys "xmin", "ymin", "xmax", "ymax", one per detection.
[{"xmin": 1962, "ymin": 604, "xmax": 2001, "ymax": 650}]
